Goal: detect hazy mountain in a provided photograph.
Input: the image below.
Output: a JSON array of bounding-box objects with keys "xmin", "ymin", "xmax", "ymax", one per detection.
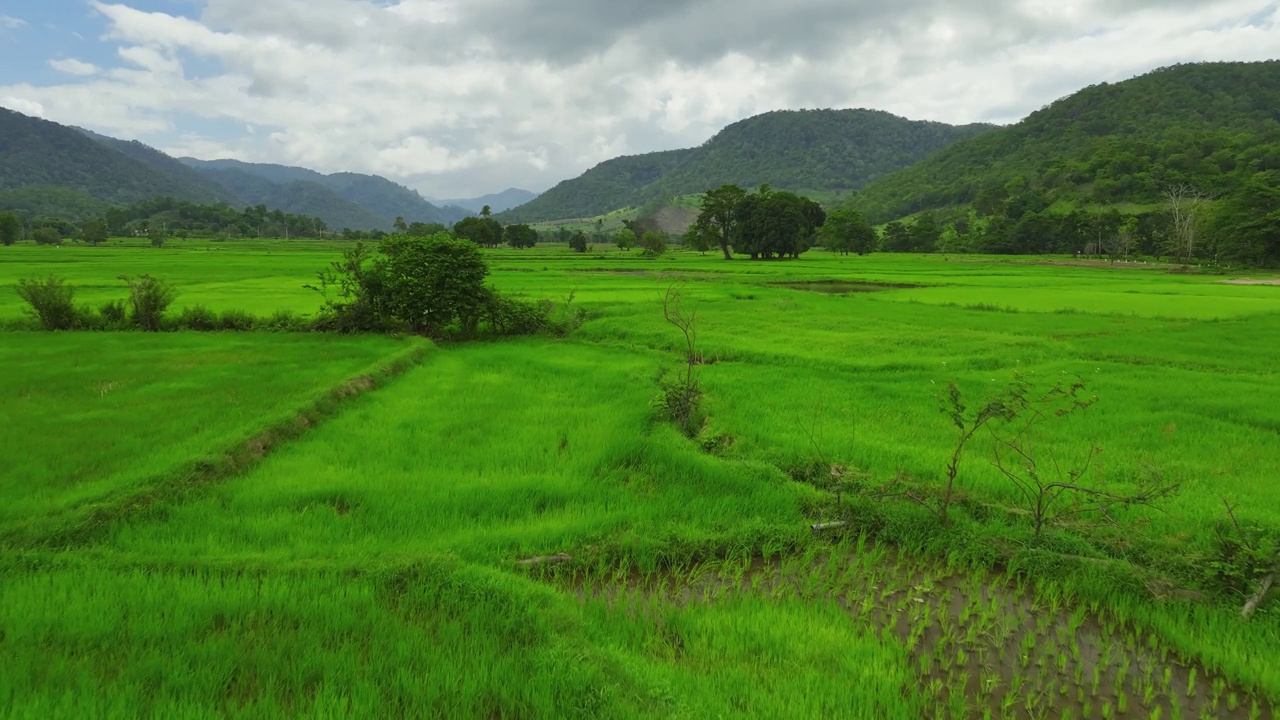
[
  {"xmin": 498, "ymin": 110, "xmax": 994, "ymax": 223},
  {"xmin": 181, "ymin": 158, "xmax": 470, "ymax": 229},
  {"xmin": 436, "ymin": 188, "xmax": 539, "ymax": 214}
]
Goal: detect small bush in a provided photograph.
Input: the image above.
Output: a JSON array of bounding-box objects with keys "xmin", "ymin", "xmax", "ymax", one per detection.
[
  {"xmin": 175, "ymin": 305, "xmax": 219, "ymax": 331},
  {"xmin": 99, "ymin": 300, "xmax": 128, "ymax": 328},
  {"xmin": 217, "ymin": 309, "xmax": 257, "ymax": 331},
  {"xmin": 15, "ymin": 276, "xmax": 78, "ymax": 330},
  {"xmin": 484, "ymin": 294, "xmax": 550, "ymax": 336},
  {"xmin": 121, "ymin": 275, "xmax": 176, "ymax": 331},
  {"xmin": 260, "ymin": 310, "xmax": 312, "ymax": 332},
  {"xmin": 654, "ymin": 370, "xmax": 704, "ymax": 438}
]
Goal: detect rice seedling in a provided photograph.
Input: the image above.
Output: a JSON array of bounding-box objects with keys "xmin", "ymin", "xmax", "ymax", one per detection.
[{"xmin": 3, "ymin": 245, "xmax": 1279, "ymax": 717}]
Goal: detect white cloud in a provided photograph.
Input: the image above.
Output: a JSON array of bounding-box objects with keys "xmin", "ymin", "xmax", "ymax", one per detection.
[
  {"xmin": 49, "ymin": 58, "xmax": 101, "ymax": 76},
  {"xmin": 0, "ymin": 14, "xmax": 27, "ymax": 30},
  {"xmin": 0, "ymin": 0, "xmax": 1278, "ymax": 197},
  {"xmin": 0, "ymin": 96, "xmax": 45, "ymax": 117}
]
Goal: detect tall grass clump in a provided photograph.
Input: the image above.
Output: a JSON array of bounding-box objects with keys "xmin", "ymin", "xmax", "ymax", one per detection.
[
  {"xmin": 120, "ymin": 274, "xmax": 176, "ymax": 331},
  {"xmin": 15, "ymin": 276, "xmax": 79, "ymax": 330}
]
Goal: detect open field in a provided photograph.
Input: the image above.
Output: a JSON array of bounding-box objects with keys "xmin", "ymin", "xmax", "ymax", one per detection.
[{"xmin": 2, "ymin": 239, "xmax": 1279, "ymax": 718}]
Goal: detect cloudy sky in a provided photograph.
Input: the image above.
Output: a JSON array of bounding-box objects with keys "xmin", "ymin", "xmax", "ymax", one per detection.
[{"xmin": 1, "ymin": 1, "xmax": 1278, "ymax": 198}]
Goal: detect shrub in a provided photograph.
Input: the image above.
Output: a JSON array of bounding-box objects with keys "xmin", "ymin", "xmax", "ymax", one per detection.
[
  {"xmin": 544, "ymin": 289, "xmax": 588, "ymax": 337},
  {"xmin": 98, "ymin": 300, "xmax": 129, "ymax": 329},
  {"xmin": 175, "ymin": 305, "xmax": 219, "ymax": 331},
  {"xmin": 15, "ymin": 276, "xmax": 78, "ymax": 330},
  {"xmin": 653, "ymin": 280, "xmax": 703, "ymax": 437},
  {"xmin": 121, "ymin": 275, "xmax": 176, "ymax": 331},
  {"xmin": 260, "ymin": 310, "xmax": 312, "ymax": 332},
  {"xmin": 484, "ymin": 294, "xmax": 550, "ymax": 336},
  {"xmin": 311, "ymin": 234, "xmax": 489, "ymax": 335},
  {"xmin": 654, "ymin": 370, "xmax": 705, "ymax": 437},
  {"xmin": 217, "ymin": 309, "xmax": 257, "ymax": 331}
]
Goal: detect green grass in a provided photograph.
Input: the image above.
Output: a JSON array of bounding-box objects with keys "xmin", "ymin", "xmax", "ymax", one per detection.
[
  {"xmin": 0, "ymin": 239, "xmax": 336, "ymax": 319},
  {"xmin": 0, "ymin": 331, "xmax": 411, "ymax": 538},
  {"xmin": 2, "ymin": 239, "xmax": 1279, "ymax": 717}
]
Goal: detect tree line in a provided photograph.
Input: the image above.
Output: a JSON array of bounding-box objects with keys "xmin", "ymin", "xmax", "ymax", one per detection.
[{"xmin": 679, "ymin": 177, "xmax": 1278, "ymax": 266}]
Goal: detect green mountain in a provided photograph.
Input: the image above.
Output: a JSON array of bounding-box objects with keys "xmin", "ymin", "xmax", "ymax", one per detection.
[
  {"xmin": 0, "ymin": 107, "xmax": 227, "ymax": 220},
  {"xmin": 498, "ymin": 110, "xmax": 993, "ymax": 223},
  {"xmin": 77, "ymin": 128, "xmax": 241, "ymax": 206},
  {"xmin": 850, "ymin": 61, "xmax": 1280, "ymax": 222},
  {"xmin": 0, "ymin": 108, "xmax": 446, "ymax": 231},
  {"xmin": 499, "ymin": 149, "xmax": 691, "ymax": 223},
  {"xmin": 183, "ymin": 166, "xmax": 383, "ymax": 231},
  {"xmin": 180, "ymin": 158, "xmax": 470, "ymax": 229}
]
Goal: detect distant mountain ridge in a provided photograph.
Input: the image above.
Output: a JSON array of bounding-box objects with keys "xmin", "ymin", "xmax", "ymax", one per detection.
[
  {"xmin": 435, "ymin": 188, "xmax": 539, "ymax": 214},
  {"xmin": 498, "ymin": 109, "xmax": 994, "ymax": 223},
  {"xmin": 179, "ymin": 158, "xmax": 471, "ymax": 230},
  {"xmin": 0, "ymin": 106, "xmax": 467, "ymax": 230}
]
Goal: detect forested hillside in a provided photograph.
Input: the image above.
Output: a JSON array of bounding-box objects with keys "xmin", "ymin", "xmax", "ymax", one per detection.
[
  {"xmin": 78, "ymin": 129, "xmax": 241, "ymax": 206},
  {"xmin": 0, "ymin": 108, "xmax": 226, "ymax": 220},
  {"xmin": 649, "ymin": 110, "xmax": 992, "ymax": 200},
  {"xmin": 499, "ymin": 149, "xmax": 693, "ymax": 223},
  {"xmin": 326, "ymin": 172, "xmax": 470, "ymax": 226},
  {"xmin": 182, "ymin": 158, "xmax": 470, "ymax": 229},
  {"xmin": 499, "ymin": 110, "xmax": 992, "ymax": 223},
  {"xmin": 851, "ymin": 61, "xmax": 1280, "ymax": 222}
]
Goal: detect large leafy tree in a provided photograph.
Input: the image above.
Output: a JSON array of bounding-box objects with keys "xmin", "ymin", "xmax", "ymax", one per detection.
[
  {"xmin": 81, "ymin": 219, "xmax": 108, "ymax": 246},
  {"xmin": 1209, "ymin": 175, "xmax": 1280, "ymax": 266},
  {"xmin": 730, "ymin": 188, "xmax": 825, "ymax": 259},
  {"xmin": 694, "ymin": 184, "xmax": 747, "ymax": 260},
  {"xmin": 504, "ymin": 223, "xmax": 538, "ymax": 249},
  {"xmin": 453, "ymin": 216, "xmax": 503, "ymax": 247},
  {"xmin": 0, "ymin": 212, "xmax": 19, "ymax": 246},
  {"xmin": 819, "ymin": 208, "xmax": 877, "ymax": 255},
  {"xmin": 881, "ymin": 221, "xmax": 913, "ymax": 253},
  {"xmin": 614, "ymin": 228, "xmax": 636, "ymax": 251}
]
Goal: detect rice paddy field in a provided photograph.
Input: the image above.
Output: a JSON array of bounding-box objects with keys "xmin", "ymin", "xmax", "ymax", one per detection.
[{"xmin": 2, "ymin": 238, "xmax": 1279, "ymax": 719}]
